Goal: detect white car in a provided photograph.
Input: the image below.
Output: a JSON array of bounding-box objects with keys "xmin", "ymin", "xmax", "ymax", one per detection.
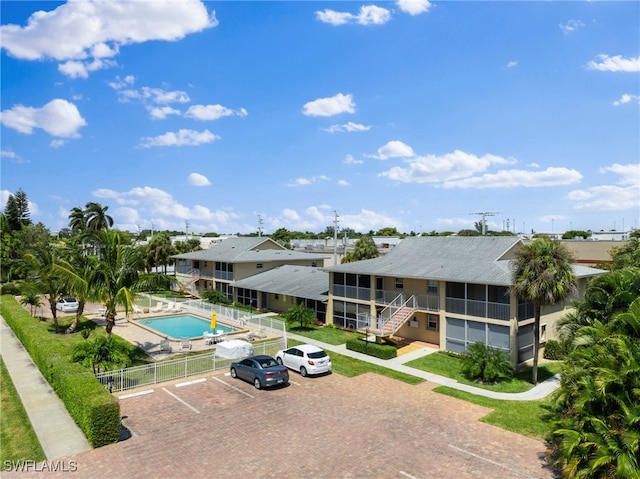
[
  {"xmin": 275, "ymin": 344, "xmax": 332, "ymax": 377},
  {"xmin": 56, "ymin": 297, "xmax": 79, "ymax": 313}
]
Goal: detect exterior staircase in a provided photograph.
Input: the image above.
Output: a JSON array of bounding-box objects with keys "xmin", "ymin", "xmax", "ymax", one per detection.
[{"xmin": 365, "ymin": 294, "xmax": 418, "ymax": 341}]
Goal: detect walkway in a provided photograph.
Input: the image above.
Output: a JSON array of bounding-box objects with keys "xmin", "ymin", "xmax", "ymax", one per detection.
[
  {"xmin": 0, "ymin": 315, "xmax": 91, "ymax": 460},
  {"xmin": 287, "ymin": 332, "xmax": 561, "ymax": 401}
]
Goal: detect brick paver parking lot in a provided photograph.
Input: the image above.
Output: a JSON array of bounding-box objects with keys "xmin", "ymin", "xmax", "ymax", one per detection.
[{"xmin": 12, "ymin": 372, "xmax": 556, "ymax": 479}]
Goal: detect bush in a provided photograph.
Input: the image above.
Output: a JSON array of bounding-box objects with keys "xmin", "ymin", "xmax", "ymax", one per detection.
[
  {"xmin": 1, "ymin": 295, "xmax": 120, "ymax": 447},
  {"xmin": 346, "ymin": 338, "xmax": 397, "ymax": 360},
  {"xmin": 543, "ymin": 340, "xmax": 567, "ymax": 360},
  {"xmin": 461, "ymin": 342, "xmax": 514, "ymax": 383},
  {"xmin": 0, "ymin": 282, "xmax": 19, "ymax": 295}
]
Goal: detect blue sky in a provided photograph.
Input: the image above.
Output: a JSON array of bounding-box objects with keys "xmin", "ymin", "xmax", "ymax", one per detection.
[{"xmin": 1, "ymin": 1, "xmax": 639, "ymax": 236}]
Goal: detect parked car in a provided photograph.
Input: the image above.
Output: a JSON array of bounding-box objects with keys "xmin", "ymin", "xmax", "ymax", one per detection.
[
  {"xmin": 230, "ymin": 355, "xmax": 289, "ymax": 389},
  {"xmin": 56, "ymin": 297, "xmax": 79, "ymax": 313},
  {"xmin": 275, "ymin": 344, "xmax": 332, "ymax": 377}
]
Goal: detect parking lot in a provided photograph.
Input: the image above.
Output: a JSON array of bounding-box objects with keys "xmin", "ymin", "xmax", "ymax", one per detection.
[{"xmin": 22, "ymin": 369, "xmax": 556, "ymax": 479}]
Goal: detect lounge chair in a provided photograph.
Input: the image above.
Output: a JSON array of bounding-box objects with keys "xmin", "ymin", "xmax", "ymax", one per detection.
[
  {"xmin": 151, "ymin": 301, "xmax": 165, "ymax": 312},
  {"xmin": 167, "ymin": 302, "xmax": 183, "ymax": 312},
  {"xmin": 203, "ymin": 331, "xmax": 215, "ymax": 345},
  {"xmin": 133, "ymin": 304, "xmax": 142, "ymax": 315},
  {"xmin": 180, "ymin": 338, "xmax": 192, "ymax": 350},
  {"xmin": 160, "ymin": 339, "xmax": 172, "ymax": 352}
]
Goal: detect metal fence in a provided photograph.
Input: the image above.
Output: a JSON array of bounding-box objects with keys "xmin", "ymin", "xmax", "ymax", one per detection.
[{"xmin": 96, "ymin": 338, "xmax": 286, "ymax": 393}]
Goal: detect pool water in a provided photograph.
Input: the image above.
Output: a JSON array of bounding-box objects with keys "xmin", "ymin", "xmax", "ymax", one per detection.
[{"xmin": 138, "ymin": 314, "xmax": 237, "ymax": 339}]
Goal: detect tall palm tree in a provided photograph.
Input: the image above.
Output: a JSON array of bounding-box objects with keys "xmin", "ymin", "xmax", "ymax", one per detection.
[
  {"xmin": 68, "ymin": 206, "xmax": 86, "ymax": 234},
  {"xmin": 84, "ymin": 202, "xmax": 114, "ymax": 231},
  {"xmin": 511, "ymin": 237, "xmax": 576, "ymax": 384},
  {"xmin": 86, "ymin": 229, "xmax": 173, "ymax": 336}
]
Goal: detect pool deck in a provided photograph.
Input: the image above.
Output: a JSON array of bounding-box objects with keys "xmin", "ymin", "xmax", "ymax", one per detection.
[{"xmin": 90, "ymin": 306, "xmax": 281, "ymax": 359}]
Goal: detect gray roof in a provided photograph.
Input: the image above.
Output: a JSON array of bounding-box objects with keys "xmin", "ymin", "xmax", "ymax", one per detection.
[
  {"xmin": 172, "ymin": 237, "xmax": 328, "ymax": 263},
  {"xmin": 322, "ymin": 236, "xmax": 605, "ymax": 286},
  {"xmin": 233, "ymin": 265, "xmax": 329, "ymax": 302}
]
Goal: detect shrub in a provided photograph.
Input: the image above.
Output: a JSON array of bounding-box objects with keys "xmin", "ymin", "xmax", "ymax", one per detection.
[
  {"xmin": 1, "ymin": 295, "xmax": 120, "ymax": 447},
  {"xmin": 460, "ymin": 342, "xmax": 514, "ymax": 383},
  {"xmin": 346, "ymin": 338, "xmax": 397, "ymax": 360},
  {"xmin": 0, "ymin": 282, "xmax": 19, "ymax": 295},
  {"xmin": 542, "ymin": 340, "xmax": 567, "ymax": 360}
]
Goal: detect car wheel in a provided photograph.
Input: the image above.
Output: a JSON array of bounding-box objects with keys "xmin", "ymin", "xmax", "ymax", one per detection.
[
  {"xmin": 276, "ymin": 357, "xmax": 283, "ymax": 365},
  {"xmin": 299, "ymin": 366, "xmax": 307, "ymax": 377},
  {"xmin": 230, "ymin": 368, "xmax": 237, "ymax": 378},
  {"xmin": 253, "ymin": 378, "xmax": 261, "ymax": 389}
]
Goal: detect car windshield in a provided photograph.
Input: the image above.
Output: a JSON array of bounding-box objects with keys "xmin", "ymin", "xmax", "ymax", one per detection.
[
  {"xmin": 259, "ymin": 358, "xmax": 278, "ymax": 368},
  {"xmin": 307, "ymin": 351, "xmax": 327, "ymax": 359}
]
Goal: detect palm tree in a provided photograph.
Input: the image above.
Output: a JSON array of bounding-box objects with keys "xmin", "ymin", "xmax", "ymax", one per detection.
[
  {"xmin": 285, "ymin": 302, "xmax": 316, "ymax": 329},
  {"xmin": 511, "ymin": 237, "xmax": 576, "ymax": 384},
  {"xmin": 18, "ymin": 286, "xmax": 43, "ymax": 316},
  {"xmin": 86, "ymin": 229, "xmax": 173, "ymax": 336},
  {"xmin": 19, "ymin": 243, "xmax": 64, "ymax": 332},
  {"xmin": 352, "ymin": 236, "xmax": 379, "ymax": 261},
  {"xmin": 68, "ymin": 206, "xmax": 86, "ymax": 234},
  {"xmin": 84, "ymin": 202, "xmax": 114, "ymax": 231},
  {"xmin": 551, "ymin": 298, "xmax": 640, "ymax": 478}
]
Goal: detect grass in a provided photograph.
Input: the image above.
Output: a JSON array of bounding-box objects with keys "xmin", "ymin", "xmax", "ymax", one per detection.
[
  {"xmin": 434, "ymin": 386, "xmax": 555, "ymax": 440},
  {"xmin": 406, "ymin": 351, "xmax": 563, "ymax": 393},
  {"xmin": 287, "ymin": 324, "xmax": 364, "ymax": 345},
  {"xmin": 0, "ymin": 357, "xmax": 46, "ymax": 468},
  {"xmin": 287, "ymin": 338, "xmax": 424, "ymax": 385}
]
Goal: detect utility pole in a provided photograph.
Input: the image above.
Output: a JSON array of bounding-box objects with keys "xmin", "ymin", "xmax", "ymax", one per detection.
[
  {"xmin": 470, "ymin": 212, "xmax": 501, "ymax": 236},
  {"xmin": 333, "ymin": 211, "xmax": 339, "ymax": 265},
  {"xmin": 257, "ymin": 215, "xmax": 263, "ymax": 237},
  {"xmin": 185, "ymin": 220, "xmax": 190, "ymax": 240}
]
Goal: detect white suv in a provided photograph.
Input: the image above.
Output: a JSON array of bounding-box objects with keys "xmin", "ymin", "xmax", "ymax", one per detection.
[{"xmin": 275, "ymin": 344, "xmax": 332, "ymax": 377}]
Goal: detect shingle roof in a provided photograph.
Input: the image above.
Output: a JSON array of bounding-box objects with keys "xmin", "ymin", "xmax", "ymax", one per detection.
[
  {"xmin": 321, "ymin": 236, "xmax": 604, "ymax": 286},
  {"xmin": 172, "ymin": 237, "xmax": 329, "ymax": 263},
  {"xmin": 233, "ymin": 265, "xmax": 329, "ymax": 302}
]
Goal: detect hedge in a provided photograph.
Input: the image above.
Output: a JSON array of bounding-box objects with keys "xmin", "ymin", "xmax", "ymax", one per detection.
[
  {"xmin": 346, "ymin": 338, "xmax": 397, "ymax": 360},
  {"xmin": 1, "ymin": 295, "xmax": 121, "ymax": 447},
  {"xmin": 542, "ymin": 339, "xmax": 568, "ymax": 361}
]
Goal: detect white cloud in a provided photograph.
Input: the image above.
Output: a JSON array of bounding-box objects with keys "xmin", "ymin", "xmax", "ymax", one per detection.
[
  {"xmin": 286, "ymin": 176, "xmax": 331, "ymax": 187},
  {"xmin": 50, "ymin": 139, "xmax": 66, "ymax": 148},
  {"xmin": 188, "ymin": 173, "xmax": 211, "ymax": 186},
  {"xmin": 506, "ymin": 61, "xmax": 517, "ymax": 68},
  {"xmin": 337, "ymin": 180, "xmax": 350, "ymax": 186},
  {"xmin": 442, "ymin": 167, "xmax": 583, "ymax": 189},
  {"xmin": 396, "ymin": 0, "xmax": 432, "ymax": 16},
  {"xmin": 559, "ymin": 19, "xmax": 585, "ymax": 34},
  {"xmin": 613, "ymin": 94, "xmax": 640, "ymax": 106},
  {"xmin": 586, "ymin": 54, "xmax": 640, "ymax": 72},
  {"xmin": 270, "ymin": 206, "xmax": 400, "ymax": 233},
  {"xmin": 568, "ymin": 163, "xmax": 640, "ymax": 211},
  {"xmin": 93, "ymin": 185, "xmax": 239, "ymax": 231},
  {"xmin": 323, "ymin": 122, "xmax": 371, "ymax": 133},
  {"xmin": 302, "ymin": 93, "xmax": 355, "ymax": 117},
  {"xmin": 185, "ymin": 104, "xmax": 248, "ymax": 121},
  {"xmin": 111, "ymin": 82, "xmax": 190, "ymax": 104},
  {"xmin": 316, "ymin": 5, "xmax": 392, "ymax": 26},
  {"xmin": 378, "ymin": 149, "xmax": 517, "ymax": 183},
  {"xmin": 0, "ymin": 99, "xmax": 87, "ymax": 138},
  {"xmin": 369, "ymin": 140, "xmax": 416, "ymax": 160},
  {"xmin": 147, "ymin": 106, "xmax": 181, "ymax": 120},
  {"xmin": 140, "ymin": 129, "xmax": 219, "ymax": 147},
  {"xmin": 0, "ymin": 0, "xmax": 218, "ymax": 78},
  {"xmin": 0, "ymin": 150, "xmax": 27, "ymax": 163},
  {"xmin": 344, "ymin": 154, "xmax": 364, "ymax": 165}
]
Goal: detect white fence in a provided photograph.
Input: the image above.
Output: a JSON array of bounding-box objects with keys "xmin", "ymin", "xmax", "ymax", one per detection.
[{"xmin": 96, "ymin": 338, "xmax": 286, "ymax": 393}]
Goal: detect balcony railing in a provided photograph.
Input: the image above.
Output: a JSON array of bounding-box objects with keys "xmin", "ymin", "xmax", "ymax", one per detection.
[
  {"xmin": 214, "ymin": 271, "xmax": 233, "ymax": 281},
  {"xmin": 445, "ymin": 297, "xmax": 511, "ymax": 320},
  {"xmin": 332, "ymin": 285, "xmax": 371, "ymax": 301}
]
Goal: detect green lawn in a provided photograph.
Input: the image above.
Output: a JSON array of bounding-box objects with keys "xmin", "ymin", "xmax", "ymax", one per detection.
[
  {"xmin": 0, "ymin": 357, "xmax": 46, "ymax": 468},
  {"xmin": 287, "ymin": 324, "xmax": 364, "ymax": 345},
  {"xmin": 406, "ymin": 351, "xmax": 563, "ymax": 393},
  {"xmin": 434, "ymin": 386, "xmax": 554, "ymax": 440}
]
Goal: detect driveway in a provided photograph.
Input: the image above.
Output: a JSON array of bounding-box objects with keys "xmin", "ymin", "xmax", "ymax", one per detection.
[{"xmin": 15, "ymin": 371, "xmax": 555, "ymax": 479}]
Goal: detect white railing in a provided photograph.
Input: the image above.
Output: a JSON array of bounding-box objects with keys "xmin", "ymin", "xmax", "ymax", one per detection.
[
  {"xmin": 96, "ymin": 338, "xmax": 286, "ymax": 393},
  {"xmin": 376, "ymin": 294, "xmax": 417, "ymax": 334}
]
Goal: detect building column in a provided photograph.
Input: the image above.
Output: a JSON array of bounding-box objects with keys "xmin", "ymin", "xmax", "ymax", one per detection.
[
  {"xmin": 326, "ymin": 273, "xmax": 335, "ymax": 326},
  {"xmin": 509, "ymin": 293, "xmax": 519, "ymax": 365}
]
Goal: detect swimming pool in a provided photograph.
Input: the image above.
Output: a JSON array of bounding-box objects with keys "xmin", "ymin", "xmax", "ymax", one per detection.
[{"xmin": 138, "ymin": 314, "xmax": 238, "ymax": 339}]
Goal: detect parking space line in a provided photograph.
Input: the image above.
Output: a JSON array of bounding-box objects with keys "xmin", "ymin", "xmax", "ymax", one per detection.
[
  {"xmin": 118, "ymin": 389, "xmax": 154, "ymax": 400},
  {"xmin": 448, "ymin": 445, "xmax": 536, "ymax": 479},
  {"xmin": 162, "ymin": 388, "xmax": 200, "ymax": 414},
  {"xmin": 211, "ymin": 376, "xmax": 255, "ymax": 398},
  {"xmin": 399, "ymin": 471, "xmax": 419, "ymax": 479},
  {"xmin": 175, "ymin": 378, "xmax": 206, "ymax": 388}
]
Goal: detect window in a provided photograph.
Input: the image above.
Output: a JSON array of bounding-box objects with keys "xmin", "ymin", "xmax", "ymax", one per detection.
[
  {"xmin": 274, "ymin": 294, "xmax": 279, "ymax": 300},
  {"xmin": 428, "ymin": 280, "xmax": 438, "ymax": 294},
  {"xmin": 427, "ymin": 314, "xmax": 438, "ymax": 331},
  {"xmin": 395, "ymin": 278, "xmax": 404, "ymax": 289},
  {"xmin": 311, "ymin": 261, "xmax": 317, "ymax": 267},
  {"xmin": 256, "ymin": 263, "xmax": 263, "ymax": 269}
]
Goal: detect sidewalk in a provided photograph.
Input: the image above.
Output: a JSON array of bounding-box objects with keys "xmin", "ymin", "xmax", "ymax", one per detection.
[
  {"xmin": 287, "ymin": 332, "xmax": 561, "ymax": 401},
  {"xmin": 0, "ymin": 315, "xmax": 91, "ymax": 460}
]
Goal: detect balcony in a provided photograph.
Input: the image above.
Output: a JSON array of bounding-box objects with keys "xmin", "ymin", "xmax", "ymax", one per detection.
[
  {"xmin": 332, "ymin": 285, "xmax": 370, "ymax": 301},
  {"xmin": 445, "ymin": 298, "xmax": 511, "ymax": 321}
]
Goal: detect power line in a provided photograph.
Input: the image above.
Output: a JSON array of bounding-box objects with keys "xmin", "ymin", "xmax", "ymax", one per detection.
[{"xmin": 470, "ymin": 211, "xmax": 501, "ymax": 235}]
